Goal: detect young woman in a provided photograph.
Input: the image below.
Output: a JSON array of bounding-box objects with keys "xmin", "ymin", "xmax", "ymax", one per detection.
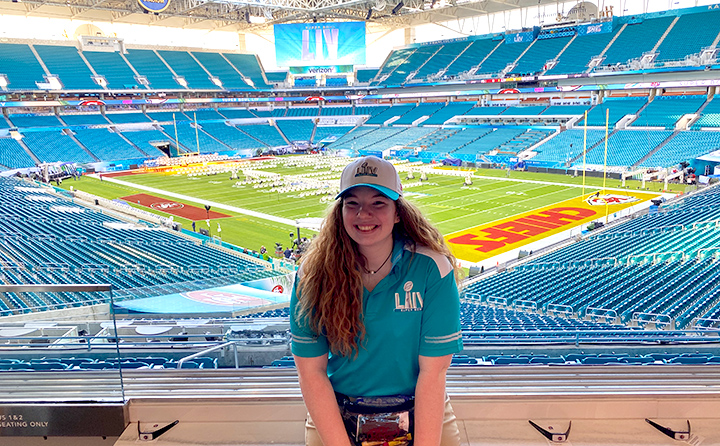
[{"xmin": 290, "ymin": 156, "xmax": 463, "ymax": 446}]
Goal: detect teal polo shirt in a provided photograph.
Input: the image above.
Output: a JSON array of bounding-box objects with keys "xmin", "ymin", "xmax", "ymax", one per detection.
[{"xmin": 290, "ymin": 239, "xmax": 462, "ymax": 397}]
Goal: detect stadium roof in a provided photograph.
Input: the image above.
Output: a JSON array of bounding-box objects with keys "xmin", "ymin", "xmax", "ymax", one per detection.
[{"xmin": 0, "ymin": 0, "xmax": 573, "ymax": 31}]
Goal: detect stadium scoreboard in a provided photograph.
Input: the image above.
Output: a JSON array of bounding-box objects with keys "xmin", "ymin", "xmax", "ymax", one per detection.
[{"xmin": 274, "ymin": 21, "xmax": 366, "ymax": 71}]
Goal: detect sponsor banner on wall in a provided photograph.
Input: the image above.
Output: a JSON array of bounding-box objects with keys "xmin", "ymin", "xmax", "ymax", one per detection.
[
  {"xmin": 445, "ymin": 191, "xmax": 660, "ymax": 263},
  {"xmin": 577, "ymin": 21, "xmax": 614, "ymax": 36},
  {"xmin": 505, "ymin": 27, "xmax": 539, "ymax": 44},
  {"xmin": 289, "ymin": 65, "xmax": 353, "ymax": 74}
]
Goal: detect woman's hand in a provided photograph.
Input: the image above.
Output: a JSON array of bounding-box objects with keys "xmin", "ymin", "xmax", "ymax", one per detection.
[{"xmin": 295, "ymin": 354, "xmax": 353, "ymax": 446}]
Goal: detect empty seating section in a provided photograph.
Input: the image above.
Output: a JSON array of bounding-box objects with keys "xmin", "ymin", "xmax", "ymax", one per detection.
[
  {"xmin": 475, "ymin": 40, "xmax": 531, "ymax": 76},
  {"xmin": 184, "ymin": 109, "xmax": 225, "ymax": 121},
  {"xmin": 542, "ymin": 105, "xmax": 589, "ymax": 116},
  {"xmin": 458, "ymin": 302, "xmax": 618, "ymax": 333},
  {"xmin": 382, "ymin": 46, "xmax": 441, "ymax": 85},
  {"xmin": 313, "ymin": 126, "xmax": 354, "ymax": 143},
  {"xmin": 547, "ymin": 27, "xmax": 623, "ymax": 74},
  {"xmin": 355, "ymin": 68, "xmax": 378, "ymax": 83},
  {"xmin": 106, "ymin": 112, "xmax": 152, "ymax": 124},
  {"xmin": 360, "ymin": 127, "xmax": 435, "ymax": 152},
  {"xmin": 423, "ymin": 102, "xmax": 476, "ymax": 125},
  {"xmin": 414, "ymin": 41, "xmax": 472, "ymax": 80},
  {"xmin": 422, "ymin": 128, "xmax": 492, "ymax": 154},
  {"xmin": 190, "ymin": 52, "xmax": 250, "ymax": 89},
  {"xmin": 631, "ymin": 95, "xmax": 705, "ymax": 128},
  {"xmin": 324, "ymin": 126, "xmax": 378, "ymax": 150},
  {"xmin": 585, "ymin": 129, "xmax": 672, "ymax": 166},
  {"xmin": 642, "ymin": 131, "xmax": 720, "ymax": 167},
  {"xmin": 602, "ymin": 16, "xmax": 675, "ymax": 65},
  {"xmin": 235, "ymin": 124, "xmax": 286, "ymax": 147},
  {"xmin": 0, "ymin": 43, "xmax": 46, "ymax": 90},
  {"xmin": 371, "ymin": 48, "xmax": 416, "ymax": 85},
  {"xmin": 325, "ymin": 77, "xmax": 348, "ymax": 88},
  {"xmin": 294, "ymin": 77, "xmax": 316, "ymax": 88},
  {"xmin": 354, "ymin": 106, "xmax": 389, "ymax": 117},
  {"xmin": 468, "ymin": 251, "xmax": 720, "ymax": 328},
  {"xmin": 148, "ymin": 111, "xmax": 189, "ymax": 123},
  {"xmin": 444, "ymin": 39, "xmax": 499, "ymax": 77},
  {"xmin": 217, "ymin": 108, "xmax": 256, "ymax": 119},
  {"xmin": 466, "ymin": 106, "xmax": 506, "ymax": 116},
  {"xmin": 33, "ymin": 45, "xmax": 97, "ymax": 90},
  {"xmin": 120, "ymin": 130, "xmax": 172, "ymax": 157},
  {"xmin": 512, "ymin": 36, "xmax": 572, "ymax": 75},
  {"xmin": 495, "ymin": 129, "xmax": 551, "ymax": 154},
  {"xmin": 320, "ymin": 106, "xmax": 353, "ymax": 116},
  {"xmin": 221, "ymin": 53, "xmax": 270, "ymax": 88},
  {"xmin": 276, "ymin": 120, "xmax": 314, "ymax": 142},
  {"xmin": 82, "ymin": 51, "xmax": 139, "ymax": 89},
  {"xmin": 22, "ymin": 131, "xmax": 95, "ymax": 163},
  {"xmin": 60, "ymin": 114, "xmax": 110, "ymax": 126},
  {"xmin": 0, "ymin": 177, "xmax": 279, "ymax": 314},
  {"xmin": 453, "ymin": 128, "xmax": 526, "ymax": 159},
  {"xmin": 343, "ymin": 127, "xmax": 409, "ymax": 151},
  {"xmin": 533, "ymin": 129, "xmax": 606, "ymax": 163},
  {"xmin": 200, "ymin": 123, "xmax": 264, "ymax": 149},
  {"xmin": 581, "ymin": 97, "xmax": 647, "ymax": 126},
  {"xmin": 265, "ymin": 71, "xmax": 288, "ymax": 84},
  {"xmin": 9, "ymin": 114, "xmax": 61, "ymax": 128},
  {"xmin": 73, "ymin": 128, "xmax": 145, "ymax": 161},
  {"xmin": 393, "ymin": 103, "xmax": 445, "ymax": 125},
  {"xmin": 286, "ymin": 107, "xmax": 319, "ymax": 117},
  {"xmin": 124, "ymin": 49, "xmax": 180, "ymax": 90},
  {"xmin": 654, "ymin": 10, "xmax": 720, "ymax": 62},
  {"xmin": 502, "ymin": 105, "xmax": 546, "ymax": 115},
  {"xmin": 694, "ymin": 100, "xmax": 720, "ymax": 128},
  {"xmin": 160, "ymin": 122, "xmax": 228, "ymax": 153},
  {"xmin": 157, "ymin": 51, "xmax": 217, "ymax": 90},
  {"xmin": 0, "ymin": 138, "xmax": 35, "ymax": 168},
  {"xmin": 0, "ymin": 356, "xmax": 217, "ymax": 370},
  {"xmin": 365, "ymin": 104, "xmax": 415, "ymax": 125}
]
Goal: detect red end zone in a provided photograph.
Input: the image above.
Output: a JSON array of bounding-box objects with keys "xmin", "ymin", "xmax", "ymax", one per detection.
[{"xmin": 122, "ymin": 193, "xmax": 231, "ymax": 220}]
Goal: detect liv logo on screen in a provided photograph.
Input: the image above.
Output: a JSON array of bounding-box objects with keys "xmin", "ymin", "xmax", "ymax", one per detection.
[{"xmin": 302, "ymin": 27, "xmax": 339, "ymax": 62}]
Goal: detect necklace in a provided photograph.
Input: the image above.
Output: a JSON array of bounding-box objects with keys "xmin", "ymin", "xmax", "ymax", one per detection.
[{"xmin": 362, "ymin": 250, "xmax": 393, "ymax": 275}]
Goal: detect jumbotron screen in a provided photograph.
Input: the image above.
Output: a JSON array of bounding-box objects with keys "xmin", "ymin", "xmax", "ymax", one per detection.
[{"xmin": 274, "ymin": 21, "xmax": 366, "ymax": 67}]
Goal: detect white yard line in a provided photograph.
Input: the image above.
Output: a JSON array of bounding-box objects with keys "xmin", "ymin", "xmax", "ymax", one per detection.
[{"xmin": 95, "ymin": 175, "xmax": 297, "ymax": 227}]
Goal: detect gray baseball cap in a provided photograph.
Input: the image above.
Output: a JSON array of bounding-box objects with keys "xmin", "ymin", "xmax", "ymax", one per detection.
[{"xmin": 337, "ymin": 156, "xmax": 403, "ymax": 201}]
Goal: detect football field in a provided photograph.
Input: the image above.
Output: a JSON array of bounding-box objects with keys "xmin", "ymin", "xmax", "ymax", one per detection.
[{"xmin": 63, "ymin": 159, "xmax": 678, "ymax": 264}]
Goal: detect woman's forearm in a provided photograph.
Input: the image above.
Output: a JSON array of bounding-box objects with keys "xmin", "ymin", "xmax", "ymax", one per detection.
[
  {"xmin": 414, "ymin": 355, "xmax": 452, "ymax": 446},
  {"xmin": 296, "ymin": 357, "xmax": 352, "ymax": 446}
]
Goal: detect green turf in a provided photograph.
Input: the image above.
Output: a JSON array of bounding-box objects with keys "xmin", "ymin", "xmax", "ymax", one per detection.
[{"xmin": 62, "ymin": 162, "xmax": 676, "ymax": 256}]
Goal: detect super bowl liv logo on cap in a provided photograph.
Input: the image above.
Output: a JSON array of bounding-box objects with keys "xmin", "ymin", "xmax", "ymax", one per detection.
[{"xmin": 355, "ymin": 162, "xmax": 378, "ymax": 178}]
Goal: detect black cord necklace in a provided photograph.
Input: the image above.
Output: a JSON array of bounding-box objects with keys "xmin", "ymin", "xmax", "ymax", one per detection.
[{"xmin": 362, "ymin": 250, "xmax": 392, "ymax": 275}]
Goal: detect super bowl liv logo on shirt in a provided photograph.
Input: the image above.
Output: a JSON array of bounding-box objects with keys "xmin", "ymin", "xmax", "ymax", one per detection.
[{"xmin": 395, "ymin": 281, "xmax": 423, "ymax": 312}]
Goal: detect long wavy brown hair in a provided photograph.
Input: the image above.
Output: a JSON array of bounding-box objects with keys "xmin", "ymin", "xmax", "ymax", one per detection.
[{"xmin": 294, "ymin": 196, "xmax": 460, "ymax": 357}]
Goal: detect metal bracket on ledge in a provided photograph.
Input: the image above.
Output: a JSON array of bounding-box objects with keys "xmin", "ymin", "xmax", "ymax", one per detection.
[
  {"xmin": 529, "ymin": 420, "xmax": 571, "ymax": 442},
  {"xmin": 645, "ymin": 419, "xmax": 691, "ymax": 441},
  {"xmin": 138, "ymin": 420, "xmax": 179, "ymax": 441}
]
